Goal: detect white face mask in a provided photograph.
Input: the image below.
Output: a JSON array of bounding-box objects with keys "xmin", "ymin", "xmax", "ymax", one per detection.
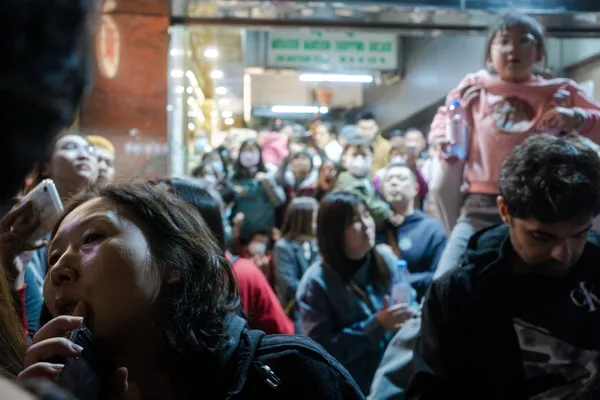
[
  {"xmin": 390, "ymin": 155, "xmax": 405, "ymax": 164},
  {"xmin": 239, "ymin": 151, "xmax": 260, "ymax": 168},
  {"xmin": 248, "ymin": 241, "xmax": 267, "ymax": 256},
  {"xmin": 203, "ymin": 174, "xmax": 218, "ymax": 185},
  {"xmin": 347, "ymin": 156, "xmax": 371, "ymax": 177}
]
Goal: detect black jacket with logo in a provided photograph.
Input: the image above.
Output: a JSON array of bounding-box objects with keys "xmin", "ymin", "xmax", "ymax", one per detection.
[{"xmin": 406, "ymin": 224, "xmax": 600, "ymax": 400}]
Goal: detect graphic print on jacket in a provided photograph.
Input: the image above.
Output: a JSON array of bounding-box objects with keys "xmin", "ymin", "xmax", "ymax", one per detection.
[
  {"xmin": 512, "ymin": 275, "xmax": 600, "ymax": 400},
  {"xmin": 514, "ymin": 318, "xmax": 600, "ymax": 399}
]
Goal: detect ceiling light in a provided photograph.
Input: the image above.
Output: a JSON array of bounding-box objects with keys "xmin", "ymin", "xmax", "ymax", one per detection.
[
  {"xmin": 222, "ymin": 111, "xmax": 233, "ymax": 118},
  {"xmin": 170, "ymin": 69, "xmax": 184, "ymax": 78},
  {"xmin": 224, "ymin": 118, "xmax": 234, "ymax": 126},
  {"xmin": 271, "ymin": 106, "xmax": 328, "ymax": 114},
  {"xmin": 210, "ymin": 70, "xmax": 224, "ymax": 79},
  {"xmin": 299, "ymin": 73, "xmax": 373, "ymax": 83},
  {"xmin": 188, "ymin": 123, "xmax": 196, "ymax": 131},
  {"xmin": 186, "ymin": 87, "xmax": 193, "ymax": 94},
  {"xmin": 215, "ymin": 87, "xmax": 227, "ymax": 95},
  {"xmin": 204, "ymin": 48, "xmax": 219, "ymax": 59},
  {"xmin": 218, "ymin": 99, "xmax": 229, "ymax": 106},
  {"xmin": 175, "ymin": 86, "xmax": 184, "ymax": 94}
]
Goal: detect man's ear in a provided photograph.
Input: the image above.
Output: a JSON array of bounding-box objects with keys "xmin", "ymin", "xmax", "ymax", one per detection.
[{"xmin": 497, "ymin": 196, "xmax": 510, "ymax": 224}]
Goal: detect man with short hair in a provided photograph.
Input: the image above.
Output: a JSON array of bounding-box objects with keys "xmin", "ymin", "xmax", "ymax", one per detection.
[
  {"xmin": 356, "ymin": 112, "xmax": 391, "ymax": 173},
  {"xmin": 407, "ymin": 134, "xmax": 600, "ymax": 399},
  {"xmin": 87, "ymin": 135, "xmax": 116, "ymax": 183}
]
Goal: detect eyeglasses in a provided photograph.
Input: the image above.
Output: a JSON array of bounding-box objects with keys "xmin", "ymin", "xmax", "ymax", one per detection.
[
  {"xmin": 492, "ymin": 33, "xmax": 538, "ymax": 52},
  {"xmin": 59, "ymin": 141, "xmax": 96, "ymax": 155}
]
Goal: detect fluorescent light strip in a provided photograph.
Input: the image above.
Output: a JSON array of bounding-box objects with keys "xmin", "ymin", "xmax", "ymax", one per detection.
[
  {"xmin": 185, "ymin": 70, "xmax": 205, "ymax": 101},
  {"xmin": 299, "ymin": 73, "xmax": 373, "ymax": 83},
  {"xmin": 187, "ymin": 97, "xmax": 205, "ymax": 122},
  {"xmin": 271, "ymin": 106, "xmax": 328, "ymax": 114}
]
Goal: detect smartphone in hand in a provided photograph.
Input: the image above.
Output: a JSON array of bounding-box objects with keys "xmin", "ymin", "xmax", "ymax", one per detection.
[
  {"xmin": 52, "ymin": 326, "xmax": 115, "ymax": 400},
  {"xmin": 21, "ymin": 179, "xmax": 63, "ymax": 243}
]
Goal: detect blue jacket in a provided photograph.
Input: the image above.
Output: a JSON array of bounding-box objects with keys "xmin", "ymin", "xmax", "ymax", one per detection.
[{"xmin": 297, "ymin": 244, "xmax": 416, "ymax": 394}]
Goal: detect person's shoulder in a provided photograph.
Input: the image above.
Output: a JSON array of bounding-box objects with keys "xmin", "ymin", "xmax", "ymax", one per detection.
[
  {"xmin": 417, "ymin": 211, "xmax": 447, "ymax": 233},
  {"xmin": 274, "ymin": 238, "xmax": 293, "ymax": 250},
  {"xmin": 299, "ymin": 262, "xmax": 326, "ymax": 283},
  {"xmin": 457, "ymin": 69, "xmax": 491, "ymax": 88},
  {"xmin": 231, "ymin": 257, "xmax": 263, "ymax": 279},
  {"xmin": 428, "ymin": 265, "xmax": 474, "ymax": 304},
  {"xmin": 297, "ymin": 262, "xmax": 328, "ymax": 296}
]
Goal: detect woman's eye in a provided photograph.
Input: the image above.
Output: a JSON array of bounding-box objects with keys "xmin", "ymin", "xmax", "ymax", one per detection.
[
  {"xmin": 48, "ymin": 254, "xmax": 60, "ymax": 266},
  {"xmin": 83, "ymin": 233, "xmax": 103, "ymax": 244}
]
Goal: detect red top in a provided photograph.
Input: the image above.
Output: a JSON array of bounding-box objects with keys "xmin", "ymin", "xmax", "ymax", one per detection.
[{"xmin": 229, "ymin": 255, "xmax": 294, "ymax": 335}]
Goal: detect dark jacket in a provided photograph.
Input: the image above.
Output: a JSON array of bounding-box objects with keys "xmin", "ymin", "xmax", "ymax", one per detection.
[
  {"xmin": 219, "ymin": 314, "xmax": 365, "ymax": 399},
  {"xmin": 406, "ymin": 224, "xmax": 600, "ymax": 399},
  {"xmin": 273, "ymin": 238, "xmax": 320, "ymax": 332}
]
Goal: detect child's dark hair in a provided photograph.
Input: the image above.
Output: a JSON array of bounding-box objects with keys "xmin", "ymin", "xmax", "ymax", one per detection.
[{"xmin": 485, "ymin": 13, "xmax": 547, "ymax": 72}]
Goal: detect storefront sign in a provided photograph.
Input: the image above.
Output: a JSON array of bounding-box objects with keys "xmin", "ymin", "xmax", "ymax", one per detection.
[{"xmin": 267, "ymin": 30, "xmax": 397, "ymax": 70}]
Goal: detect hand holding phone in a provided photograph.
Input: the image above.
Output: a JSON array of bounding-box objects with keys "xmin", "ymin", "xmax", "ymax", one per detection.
[
  {"xmin": 19, "ymin": 302, "xmax": 127, "ymax": 399},
  {"xmin": 0, "ymin": 199, "xmax": 47, "ymax": 287},
  {"xmin": 20, "ymin": 179, "xmax": 63, "ymax": 243}
]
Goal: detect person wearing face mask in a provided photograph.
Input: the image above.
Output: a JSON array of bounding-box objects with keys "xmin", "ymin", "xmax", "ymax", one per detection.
[
  {"xmin": 280, "ymin": 151, "xmax": 319, "ymax": 203},
  {"xmin": 194, "ymin": 152, "xmax": 237, "ymax": 212},
  {"xmin": 231, "ymin": 139, "xmax": 286, "ymax": 253},
  {"xmin": 333, "ymin": 141, "xmax": 391, "ymax": 234}
]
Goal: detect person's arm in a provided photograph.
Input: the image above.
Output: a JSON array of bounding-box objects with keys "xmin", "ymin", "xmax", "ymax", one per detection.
[
  {"xmin": 259, "ymin": 175, "xmax": 286, "ymax": 208},
  {"xmin": 568, "ymin": 81, "xmax": 600, "ymax": 143},
  {"xmin": 272, "ymin": 242, "xmax": 300, "ymax": 305},
  {"xmin": 405, "ymin": 279, "xmax": 459, "ymax": 398},
  {"xmin": 240, "ymin": 261, "xmax": 295, "ymax": 335},
  {"xmin": 428, "ymin": 72, "xmax": 483, "ymax": 146},
  {"xmin": 298, "ymin": 278, "xmax": 387, "ymax": 366}
]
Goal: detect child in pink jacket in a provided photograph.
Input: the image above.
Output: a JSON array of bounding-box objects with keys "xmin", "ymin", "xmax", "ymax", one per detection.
[{"xmin": 431, "ymin": 13, "xmax": 600, "ymax": 278}]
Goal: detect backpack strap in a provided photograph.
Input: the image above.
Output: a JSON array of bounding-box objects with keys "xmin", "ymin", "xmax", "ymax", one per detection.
[{"xmin": 246, "ymin": 329, "xmax": 265, "ymax": 357}]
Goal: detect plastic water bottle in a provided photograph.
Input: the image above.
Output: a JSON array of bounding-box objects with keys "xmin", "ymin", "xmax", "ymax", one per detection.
[
  {"xmin": 391, "ymin": 260, "xmax": 416, "ymax": 306},
  {"xmin": 446, "ymin": 98, "xmax": 467, "ymax": 160}
]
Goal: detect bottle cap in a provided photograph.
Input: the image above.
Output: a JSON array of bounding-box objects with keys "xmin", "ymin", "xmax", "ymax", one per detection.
[{"xmin": 449, "ymin": 98, "xmax": 461, "ymax": 110}]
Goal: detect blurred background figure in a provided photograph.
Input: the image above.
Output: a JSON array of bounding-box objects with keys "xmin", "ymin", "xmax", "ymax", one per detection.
[{"xmin": 87, "ymin": 135, "xmax": 116, "ymax": 184}]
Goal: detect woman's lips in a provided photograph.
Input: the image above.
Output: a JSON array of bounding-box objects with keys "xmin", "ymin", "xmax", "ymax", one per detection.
[{"xmin": 75, "ymin": 162, "xmax": 92, "ymax": 171}]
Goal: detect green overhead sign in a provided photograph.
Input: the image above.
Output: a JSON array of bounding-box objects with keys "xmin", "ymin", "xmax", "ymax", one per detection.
[{"xmin": 267, "ymin": 30, "xmax": 398, "ymax": 70}]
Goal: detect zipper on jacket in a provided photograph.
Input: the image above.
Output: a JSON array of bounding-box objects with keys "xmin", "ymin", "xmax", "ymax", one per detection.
[{"xmin": 254, "ymin": 361, "xmax": 281, "ymax": 389}]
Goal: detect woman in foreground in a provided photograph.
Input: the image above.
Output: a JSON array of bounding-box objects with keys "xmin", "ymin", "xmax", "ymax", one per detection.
[{"xmin": 18, "ymin": 182, "xmax": 363, "ymax": 399}]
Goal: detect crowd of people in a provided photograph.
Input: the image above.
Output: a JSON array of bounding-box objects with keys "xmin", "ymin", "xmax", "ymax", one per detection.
[{"xmin": 0, "ymin": 5, "xmax": 599, "ymax": 399}]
